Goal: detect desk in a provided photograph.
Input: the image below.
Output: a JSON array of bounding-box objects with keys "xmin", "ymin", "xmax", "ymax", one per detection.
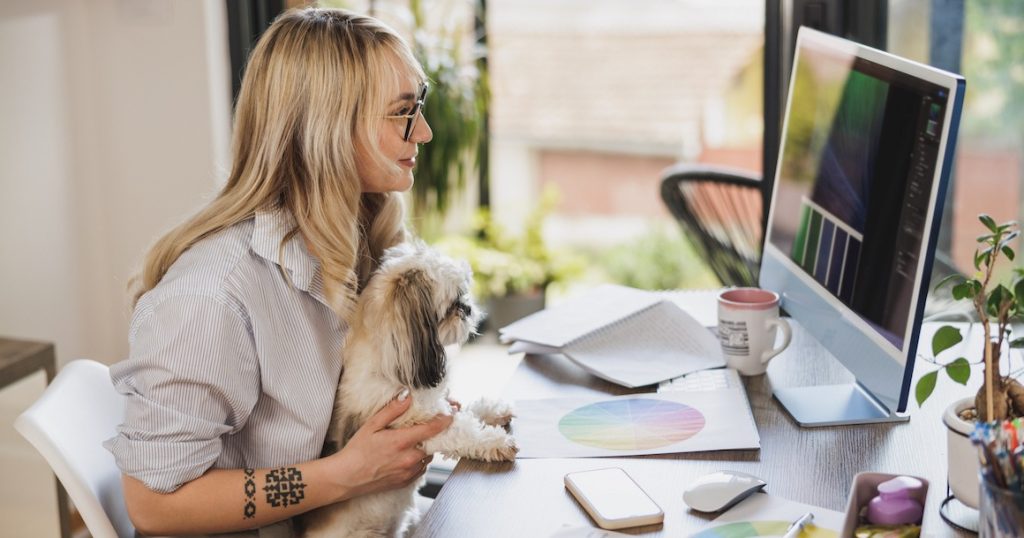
[
  {"xmin": 416, "ymin": 323, "xmax": 974, "ymax": 537},
  {"xmin": 1, "ymin": 337, "xmax": 71, "ymax": 538}
]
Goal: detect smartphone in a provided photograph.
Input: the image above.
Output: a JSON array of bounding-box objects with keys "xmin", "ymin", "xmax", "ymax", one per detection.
[{"xmin": 564, "ymin": 467, "xmax": 665, "ymax": 530}]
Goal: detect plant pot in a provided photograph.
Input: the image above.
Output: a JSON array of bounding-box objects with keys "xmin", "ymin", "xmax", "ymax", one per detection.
[
  {"xmin": 944, "ymin": 396, "xmax": 980, "ymax": 509},
  {"xmin": 485, "ymin": 290, "xmax": 545, "ymax": 333}
]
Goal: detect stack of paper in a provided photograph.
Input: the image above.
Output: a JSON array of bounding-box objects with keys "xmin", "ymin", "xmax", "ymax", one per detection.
[{"xmin": 499, "ymin": 285, "xmax": 724, "ymax": 388}]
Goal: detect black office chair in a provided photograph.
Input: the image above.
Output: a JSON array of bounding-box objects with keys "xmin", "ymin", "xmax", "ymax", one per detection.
[{"xmin": 660, "ymin": 164, "xmax": 764, "ymax": 288}]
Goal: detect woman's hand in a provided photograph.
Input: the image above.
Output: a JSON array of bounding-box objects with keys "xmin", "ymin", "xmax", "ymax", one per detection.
[{"xmin": 331, "ymin": 391, "xmax": 452, "ymax": 499}]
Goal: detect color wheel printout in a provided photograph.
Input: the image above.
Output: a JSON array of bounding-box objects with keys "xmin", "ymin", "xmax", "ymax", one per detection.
[
  {"xmin": 512, "ymin": 390, "xmax": 759, "ymax": 458},
  {"xmin": 689, "ymin": 493, "xmax": 844, "ymax": 538}
]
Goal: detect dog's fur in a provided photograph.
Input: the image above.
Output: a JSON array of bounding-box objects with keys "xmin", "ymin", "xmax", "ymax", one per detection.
[{"xmin": 301, "ymin": 241, "xmax": 518, "ymax": 538}]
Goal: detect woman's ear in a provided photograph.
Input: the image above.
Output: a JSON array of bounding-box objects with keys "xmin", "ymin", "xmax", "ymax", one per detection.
[{"xmin": 392, "ymin": 268, "xmax": 446, "ymax": 388}]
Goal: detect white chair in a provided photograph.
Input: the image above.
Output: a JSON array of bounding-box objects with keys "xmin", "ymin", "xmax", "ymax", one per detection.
[{"xmin": 14, "ymin": 359, "xmax": 134, "ymax": 538}]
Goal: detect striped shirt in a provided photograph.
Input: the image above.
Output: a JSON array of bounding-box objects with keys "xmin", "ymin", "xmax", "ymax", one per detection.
[{"xmin": 104, "ymin": 208, "xmax": 346, "ymax": 496}]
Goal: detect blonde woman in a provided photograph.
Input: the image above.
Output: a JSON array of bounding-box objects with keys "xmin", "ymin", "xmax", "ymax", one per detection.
[{"xmin": 103, "ymin": 8, "xmax": 449, "ymax": 537}]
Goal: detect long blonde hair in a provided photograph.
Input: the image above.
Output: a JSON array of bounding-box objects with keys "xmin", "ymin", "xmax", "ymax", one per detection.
[{"xmin": 131, "ymin": 8, "xmax": 423, "ymax": 321}]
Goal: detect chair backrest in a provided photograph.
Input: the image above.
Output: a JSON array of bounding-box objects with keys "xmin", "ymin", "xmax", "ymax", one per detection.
[
  {"xmin": 660, "ymin": 164, "xmax": 764, "ymax": 288},
  {"xmin": 14, "ymin": 359, "xmax": 134, "ymax": 538}
]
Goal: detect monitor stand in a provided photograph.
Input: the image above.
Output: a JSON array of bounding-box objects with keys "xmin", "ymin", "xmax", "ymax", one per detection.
[
  {"xmin": 773, "ymin": 383, "xmax": 910, "ymax": 427},
  {"xmin": 768, "ymin": 318, "xmax": 911, "ymax": 427}
]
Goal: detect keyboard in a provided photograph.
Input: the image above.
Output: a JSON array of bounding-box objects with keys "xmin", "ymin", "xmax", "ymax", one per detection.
[{"xmin": 657, "ymin": 368, "xmax": 741, "ymax": 392}]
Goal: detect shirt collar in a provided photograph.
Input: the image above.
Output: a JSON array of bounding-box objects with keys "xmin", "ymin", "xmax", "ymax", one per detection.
[{"xmin": 251, "ymin": 208, "xmax": 322, "ymax": 299}]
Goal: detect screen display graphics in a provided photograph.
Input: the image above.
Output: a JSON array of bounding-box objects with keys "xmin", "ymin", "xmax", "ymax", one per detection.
[{"xmin": 769, "ymin": 46, "xmax": 950, "ymax": 352}]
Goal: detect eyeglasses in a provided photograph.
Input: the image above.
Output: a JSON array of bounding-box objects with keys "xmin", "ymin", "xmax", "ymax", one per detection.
[{"xmin": 383, "ymin": 84, "xmax": 428, "ymax": 142}]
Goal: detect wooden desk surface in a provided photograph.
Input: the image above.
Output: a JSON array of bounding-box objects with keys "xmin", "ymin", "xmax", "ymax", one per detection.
[
  {"xmin": 416, "ymin": 323, "xmax": 975, "ymax": 537},
  {"xmin": 0, "ymin": 336, "xmax": 57, "ymax": 384}
]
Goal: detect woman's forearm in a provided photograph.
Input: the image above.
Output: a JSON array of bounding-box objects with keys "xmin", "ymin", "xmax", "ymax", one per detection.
[
  {"xmin": 123, "ymin": 456, "xmax": 354, "ymax": 536},
  {"xmin": 122, "ymin": 394, "xmax": 452, "ymax": 535}
]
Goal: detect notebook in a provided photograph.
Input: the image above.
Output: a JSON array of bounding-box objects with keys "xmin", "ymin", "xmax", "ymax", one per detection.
[{"xmin": 499, "ymin": 285, "xmax": 724, "ymax": 388}]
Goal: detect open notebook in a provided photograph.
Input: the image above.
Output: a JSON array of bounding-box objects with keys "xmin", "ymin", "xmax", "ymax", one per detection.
[{"xmin": 499, "ymin": 285, "xmax": 724, "ymax": 387}]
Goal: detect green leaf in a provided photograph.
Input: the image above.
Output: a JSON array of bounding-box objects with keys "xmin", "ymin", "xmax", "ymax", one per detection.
[
  {"xmin": 952, "ymin": 282, "xmax": 969, "ymax": 300},
  {"xmin": 932, "ymin": 326, "xmax": 963, "ymax": 356},
  {"xmin": 988, "ymin": 285, "xmax": 1011, "ymax": 316},
  {"xmin": 944, "ymin": 358, "xmax": 971, "ymax": 385},
  {"xmin": 975, "ymin": 249, "xmax": 985, "ymax": 270},
  {"xmin": 980, "ymin": 214, "xmax": 998, "ymax": 233},
  {"xmin": 916, "ymin": 371, "xmax": 938, "ymax": 406},
  {"xmin": 979, "ymin": 246, "xmax": 995, "ymax": 268},
  {"xmin": 978, "ymin": 233, "xmax": 995, "ymax": 242},
  {"xmin": 934, "ymin": 273, "xmax": 962, "ymax": 291},
  {"xmin": 1011, "ymin": 337, "xmax": 1024, "ymax": 349},
  {"xmin": 1004, "ymin": 246, "xmax": 1016, "ymax": 261}
]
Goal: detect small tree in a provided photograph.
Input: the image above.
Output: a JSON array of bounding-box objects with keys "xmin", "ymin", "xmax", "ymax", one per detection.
[
  {"xmin": 917, "ymin": 215, "xmax": 1024, "ymax": 421},
  {"xmin": 408, "ymin": 0, "xmax": 485, "ymax": 235}
]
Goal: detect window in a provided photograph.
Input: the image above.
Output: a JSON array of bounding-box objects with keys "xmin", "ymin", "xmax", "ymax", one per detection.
[
  {"xmin": 889, "ymin": 0, "xmax": 1024, "ymax": 277},
  {"xmin": 488, "ymin": 0, "xmax": 764, "ymax": 290}
]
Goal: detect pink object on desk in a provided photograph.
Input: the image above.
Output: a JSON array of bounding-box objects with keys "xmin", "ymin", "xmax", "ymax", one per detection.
[{"xmin": 866, "ymin": 476, "xmax": 924, "ymax": 525}]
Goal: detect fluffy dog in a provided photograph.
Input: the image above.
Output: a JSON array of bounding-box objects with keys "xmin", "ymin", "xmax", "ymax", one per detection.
[{"xmin": 301, "ymin": 241, "xmax": 518, "ymax": 538}]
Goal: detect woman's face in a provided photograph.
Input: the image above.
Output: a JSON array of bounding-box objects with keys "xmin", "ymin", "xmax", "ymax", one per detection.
[{"xmin": 357, "ymin": 74, "xmax": 433, "ymax": 193}]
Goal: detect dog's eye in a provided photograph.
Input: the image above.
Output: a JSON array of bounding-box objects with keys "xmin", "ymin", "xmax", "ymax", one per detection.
[
  {"xmin": 445, "ymin": 301, "xmax": 461, "ymax": 319},
  {"xmin": 445, "ymin": 300, "xmax": 471, "ymax": 319}
]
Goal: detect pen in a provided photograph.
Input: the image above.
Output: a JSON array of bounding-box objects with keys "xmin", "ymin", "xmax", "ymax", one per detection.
[{"xmin": 781, "ymin": 511, "xmax": 814, "ymax": 538}]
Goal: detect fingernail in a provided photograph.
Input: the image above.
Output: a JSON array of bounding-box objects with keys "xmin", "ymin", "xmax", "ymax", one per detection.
[{"xmin": 396, "ymin": 388, "xmax": 410, "ymax": 401}]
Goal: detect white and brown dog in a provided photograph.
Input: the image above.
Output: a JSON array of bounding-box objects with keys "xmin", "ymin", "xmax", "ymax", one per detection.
[{"xmin": 302, "ymin": 241, "xmax": 517, "ymax": 538}]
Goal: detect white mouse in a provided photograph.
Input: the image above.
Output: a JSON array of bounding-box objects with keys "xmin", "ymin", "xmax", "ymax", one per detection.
[{"xmin": 682, "ymin": 470, "xmax": 767, "ymax": 513}]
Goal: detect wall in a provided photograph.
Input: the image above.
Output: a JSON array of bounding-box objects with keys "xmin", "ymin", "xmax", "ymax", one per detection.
[{"xmin": 0, "ymin": 0, "xmax": 231, "ymax": 366}]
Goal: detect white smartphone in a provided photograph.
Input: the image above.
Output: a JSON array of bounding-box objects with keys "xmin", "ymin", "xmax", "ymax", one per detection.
[{"xmin": 564, "ymin": 467, "xmax": 665, "ymax": 530}]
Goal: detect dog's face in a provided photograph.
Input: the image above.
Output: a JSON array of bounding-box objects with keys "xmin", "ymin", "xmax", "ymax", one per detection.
[{"xmin": 363, "ymin": 241, "xmax": 482, "ymax": 389}]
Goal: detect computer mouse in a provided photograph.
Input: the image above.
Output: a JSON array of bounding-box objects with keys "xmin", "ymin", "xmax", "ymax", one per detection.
[{"xmin": 682, "ymin": 470, "xmax": 767, "ymax": 513}]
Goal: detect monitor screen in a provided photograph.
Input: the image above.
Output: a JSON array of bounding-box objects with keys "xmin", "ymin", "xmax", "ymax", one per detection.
[{"xmin": 761, "ymin": 28, "xmax": 964, "ymax": 424}]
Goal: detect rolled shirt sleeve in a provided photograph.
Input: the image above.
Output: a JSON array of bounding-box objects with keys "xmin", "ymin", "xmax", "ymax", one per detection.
[{"xmin": 104, "ymin": 293, "xmax": 260, "ymax": 493}]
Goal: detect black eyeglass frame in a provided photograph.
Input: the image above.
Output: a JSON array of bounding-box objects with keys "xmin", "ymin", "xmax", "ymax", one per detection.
[{"xmin": 384, "ymin": 84, "xmax": 428, "ymax": 142}]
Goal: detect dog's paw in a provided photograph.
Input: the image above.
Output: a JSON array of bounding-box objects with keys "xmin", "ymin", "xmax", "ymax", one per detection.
[
  {"xmin": 481, "ymin": 436, "xmax": 518, "ymax": 462},
  {"xmin": 469, "ymin": 397, "xmax": 515, "ymax": 428}
]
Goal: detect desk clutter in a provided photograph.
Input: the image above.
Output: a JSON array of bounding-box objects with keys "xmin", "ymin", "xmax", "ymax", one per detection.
[
  {"xmin": 503, "ymin": 286, "xmax": 759, "ymax": 458},
  {"xmin": 495, "ymin": 286, "xmax": 932, "ymax": 536},
  {"xmin": 556, "ymin": 468, "xmax": 848, "ymax": 537},
  {"xmin": 841, "ymin": 473, "xmax": 927, "ymax": 537},
  {"xmin": 971, "ymin": 419, "xmax": 1024, "ymax": 534},
  {"xmin": 556, "ymin": 468, "xmax": 918, "ymax": 537},
  {"xmin": 691, "ymin": 492, "xmax": 845, "ymax": 538},
  {"xmin": 499, "ymin": 284, "xmax": 723, "ymax": 387}
]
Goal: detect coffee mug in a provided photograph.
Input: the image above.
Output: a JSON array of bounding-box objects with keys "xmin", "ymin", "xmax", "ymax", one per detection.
[{"xmin": 717, "ymin": 288, "xmax": 792, "ymax": 376}]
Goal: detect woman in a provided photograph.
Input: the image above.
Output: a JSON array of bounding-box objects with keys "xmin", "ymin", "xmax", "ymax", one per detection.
[{"xmin": 103, "ymin": 8, "xmax": 449, "ymax": 536}]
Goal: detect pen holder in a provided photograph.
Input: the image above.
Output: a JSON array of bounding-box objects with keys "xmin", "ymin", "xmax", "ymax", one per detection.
[
  {"xmin": 979, "ymin": 471, "xmax": 1024, "ymax": 537},
  {"xmin": 840, "ymin": 472, "xmax": 929, "ymax": 538}
]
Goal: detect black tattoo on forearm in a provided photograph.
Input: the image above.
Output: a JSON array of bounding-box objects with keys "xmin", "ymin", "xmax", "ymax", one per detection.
[
  {"xmin": 243, "ymin": 468, "xmax": 256, "ymax": 519},
  {"xmin": 263, "ymin": 467, "xmax": 307, "ymax": 508}
]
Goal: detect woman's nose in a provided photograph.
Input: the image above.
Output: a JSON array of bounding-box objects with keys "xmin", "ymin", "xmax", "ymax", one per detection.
[{"xmin": 411, "ymin": 113, "xmax": 433, "ymax": 144}]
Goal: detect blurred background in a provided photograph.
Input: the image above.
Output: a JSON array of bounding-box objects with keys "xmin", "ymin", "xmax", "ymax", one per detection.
[{"xmin": 2, "ymin": 0, "xmax": 1022, "ymax": 536}]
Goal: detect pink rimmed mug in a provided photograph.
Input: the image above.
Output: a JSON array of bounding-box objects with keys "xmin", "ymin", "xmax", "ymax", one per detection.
[{"xmin": 717, "ymin": 288, "xmax": 792, "ymax": 376}]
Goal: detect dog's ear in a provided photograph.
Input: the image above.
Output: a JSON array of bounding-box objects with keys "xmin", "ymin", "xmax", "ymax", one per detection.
[{"xmin": 392, "ymin": 268, "xmax": 446, "ymax": 389}]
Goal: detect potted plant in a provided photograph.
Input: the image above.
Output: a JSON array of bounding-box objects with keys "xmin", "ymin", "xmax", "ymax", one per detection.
[
  {"xmin": 433, "ymin": 189, "xmax": 583, "ymax": 331},
  {"xmin": 407, "ymin": 0, "xmax": 486, "ymax": 236},
  {"xmin": 916, "ymin": 214, "xmax": 1024, "ymax": 509}
]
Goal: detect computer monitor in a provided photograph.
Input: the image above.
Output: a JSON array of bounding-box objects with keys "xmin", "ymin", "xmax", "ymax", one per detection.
[{"xmin": 760, "ymin": 28, "xmax": 965, "ymax": 426}]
